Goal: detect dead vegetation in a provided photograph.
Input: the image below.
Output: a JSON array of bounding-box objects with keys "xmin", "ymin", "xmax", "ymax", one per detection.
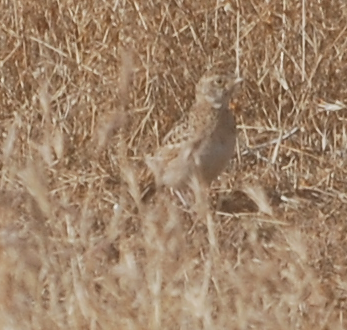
[{"xmin": 1, "ymin": 0, "xmax": 347, "ymax": 329}]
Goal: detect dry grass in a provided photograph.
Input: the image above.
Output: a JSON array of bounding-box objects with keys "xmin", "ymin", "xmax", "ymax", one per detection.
[{"xmin": 1, "ymin": 0, "xmax": 347, "ymax": 329}]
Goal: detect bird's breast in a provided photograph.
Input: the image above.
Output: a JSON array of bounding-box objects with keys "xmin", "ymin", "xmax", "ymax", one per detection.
[{"xmin": 196, "ymin": 111, "xmax": 236, "ymax": 184}]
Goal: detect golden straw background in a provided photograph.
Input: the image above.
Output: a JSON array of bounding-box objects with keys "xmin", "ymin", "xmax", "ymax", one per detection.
[{"xmin": 1, "ymin": 0, "xmax": 347, "ymax": 329}]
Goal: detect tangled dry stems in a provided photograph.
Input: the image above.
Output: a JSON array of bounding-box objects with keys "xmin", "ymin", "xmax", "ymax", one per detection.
[{"xmin": 1, "ymin": 0, "xmax": 347, "ymax": 329}]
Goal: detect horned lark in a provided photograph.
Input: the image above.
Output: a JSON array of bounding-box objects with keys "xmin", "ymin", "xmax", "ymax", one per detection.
[{"xmin": 144, "ymin": 67, "xmax": 242, "ymax": 200}]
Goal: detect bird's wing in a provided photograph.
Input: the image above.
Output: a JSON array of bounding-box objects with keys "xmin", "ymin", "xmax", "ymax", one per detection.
[
  {"xmin": 161, "ymin": 101, "xmax": 208, "ymax": 147},
  {"xmin": 161, "ymin": 116, "xmax": 191, "ymax": 147}
]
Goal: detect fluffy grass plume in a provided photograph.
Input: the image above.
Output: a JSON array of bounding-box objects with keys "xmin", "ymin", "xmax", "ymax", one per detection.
[{"xmin": 0, "ymin": 0, "xmax": 347, "ymax": 329}]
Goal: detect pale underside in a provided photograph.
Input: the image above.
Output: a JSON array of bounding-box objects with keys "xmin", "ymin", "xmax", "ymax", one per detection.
[
  {"xmin": 145, "ymin": 68, "xmax": 240, "ymax": 194},
  {"xmin": 146, "ymin": 100, "xmax": 236, "ymax": 189}
]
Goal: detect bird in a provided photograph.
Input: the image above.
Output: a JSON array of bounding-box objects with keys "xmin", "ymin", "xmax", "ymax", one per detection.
[{"xmin": 142, "ymin": 67, "xmax": 243, "ymax": 202}]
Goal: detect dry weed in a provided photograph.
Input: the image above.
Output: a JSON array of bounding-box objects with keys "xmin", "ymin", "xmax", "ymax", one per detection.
[{"xmin": 1, "ymin": 0, "xmax": 347, "ymax": 329}]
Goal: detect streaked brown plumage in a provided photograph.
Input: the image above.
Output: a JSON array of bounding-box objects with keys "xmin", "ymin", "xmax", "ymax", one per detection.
[{"xmin": 143, "ymin": 67, "xmax": 242, "ymax": 200}]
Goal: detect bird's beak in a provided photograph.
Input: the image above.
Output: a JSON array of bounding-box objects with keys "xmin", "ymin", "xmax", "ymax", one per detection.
[
  {"xmin": 234, "ymin": 77, "xmax": 243, "ymax": 85},
  {"xmin": 226, "ymin": 76, "xmax": 243, "ymax": 94}
]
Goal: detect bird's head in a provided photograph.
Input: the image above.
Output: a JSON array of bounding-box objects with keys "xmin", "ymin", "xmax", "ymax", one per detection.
[{"xmin": 196, "ymin": 69, "xmax": 243, "ymax": 109}]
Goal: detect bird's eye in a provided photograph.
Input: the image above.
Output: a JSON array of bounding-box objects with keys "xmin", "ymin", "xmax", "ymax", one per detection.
[{"xmin": 215, "ymin": 77, "xmax": 223, "ymax": 85}]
